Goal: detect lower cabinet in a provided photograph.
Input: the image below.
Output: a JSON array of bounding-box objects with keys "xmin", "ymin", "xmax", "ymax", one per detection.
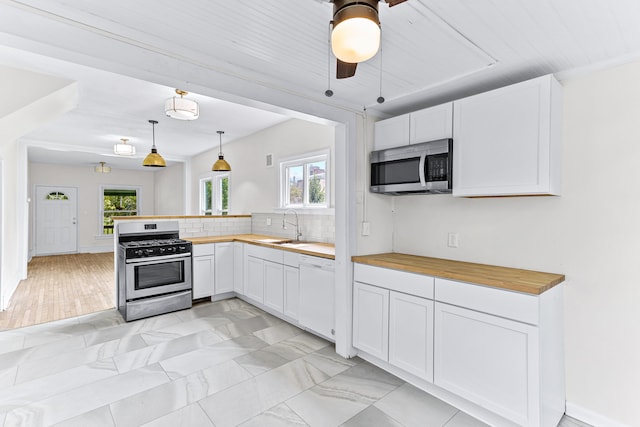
[
  {"xmin": 353, "ymin": 282, "xmax": 389, "ymax": 360},
  {"xmin": 233, "ymin": 242, "xmax": 244, "ymax": 294},
  {"xmin": 434, "ymin": 302, "xmax": 536, "ymax": 426},
  {"xmin": 245, "ymin": 256, "xmax": 264, "ymax": 303},
  {"xmin": 283, "ymin": 265, "xmax": 299, "ymax": 320},
  {"xmin": 389, "ymin": 291, "xmax": 434, "ymax": 382},
  {"xmin": 214, "ymin": 242, "xmax": 234, "ymax": 294},
  {"xmin": 192, "ymin": 244, "xmax": 215, "ymax": 299},
  {"xmin": 263, "ymin": 261, "xmax": 284, "ymax": 312}
]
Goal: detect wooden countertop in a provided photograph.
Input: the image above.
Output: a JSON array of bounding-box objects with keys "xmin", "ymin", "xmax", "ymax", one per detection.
[
  {"xmin": 351, "ymin": 253, "xmax": 564, "ymax": 295},
  {"xmin": 185, "ymin": 234, "xmax": 335, "ymax": 260}
]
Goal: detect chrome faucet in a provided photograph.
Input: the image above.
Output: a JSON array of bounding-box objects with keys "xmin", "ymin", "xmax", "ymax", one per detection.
[{"xmin": 282, "ymin": 209, "xmax": 302, "ymax": 241}]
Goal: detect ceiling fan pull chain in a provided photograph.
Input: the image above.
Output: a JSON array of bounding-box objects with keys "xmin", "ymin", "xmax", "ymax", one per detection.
[
  {"xmin": 325, "ymin": 21, "xmax": 334, "ymax": 97},
  {"xmin": 377, "ymin": 27, "xmax": 385, "ymax": 104}
]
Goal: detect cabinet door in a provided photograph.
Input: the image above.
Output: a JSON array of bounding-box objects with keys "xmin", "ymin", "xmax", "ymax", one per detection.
[
  {"xmin": 373, "ymin": 114, "xmax": 410, "ymax": 151},
  {"xmin": 389, "ymin": 291, "xmax": 433, "ymax": 382},
  {"xmin": 434, "ymin": 302, "xmax": 538, "ymax": 426},
  {"xmin": 299, "ymin": 264, "xmax": 335, "ymax": 340},
  {"xmin": 283, "ymin": 266, "xmax": 299, "ymax": 320},
  {"xmin": 353, "ymin": 282, "xmax": 389, "ymax": 361},
  {"xmin": 192, "ymin": 255, "xmax": 214, "ymax": 299},
  {"xmin": 245, "ymin": 256, "xmax": 264, "ymax": 303},
  {"xmin": 410, "ymin": 102, "xmax": 453, "ymax": 144},
  {"xmin": 233, "ymin": 242, "xmax": 244, "ymax": 294},
  {"xmin": 453, "ymin": 74, "xmax": 561, "ymax": 197},
  {"xmin": 214, "ymin": 242, "xmax": 234, "ymax": 294},
  {"xmin": 263, "ymin": 260, "xmax": 284, "ymax": 313}
]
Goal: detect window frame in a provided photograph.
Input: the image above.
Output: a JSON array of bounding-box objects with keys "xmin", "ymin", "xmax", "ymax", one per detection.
[
  {"xmin": 200, "ymin": 173, "xmax": 230, "ymax": 216},
  {"xmin": 279, "ymin": 150, "xmax": 330, "ymax": 209},
  {"xmin": 99, "ymin": 185, "xmax": 141, "ymax": 236}
]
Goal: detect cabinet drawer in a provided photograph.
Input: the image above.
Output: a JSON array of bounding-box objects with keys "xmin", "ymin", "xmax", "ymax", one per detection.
[
  {"xmin": 354, "ymin": 264, "xmax": 434, "ymax": 299},
  {"xmin": 192, "ymin": 243, "xmax": 215, "ymax": 257},
  {"xmin": 283, "ymin": 251, "xmax": 299, "ymax": 267},
  {"xmin": 435, "ymin": 278, "xmax": 539, "ymax": 325},
  {"xmin": 246, "ymin": 244, "xmax": 284, "ymax": 264}
]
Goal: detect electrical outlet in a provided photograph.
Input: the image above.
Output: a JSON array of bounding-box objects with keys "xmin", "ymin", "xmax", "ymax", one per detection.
[
  {"xmin": 447, "ymin": 232, "xmax": 459, "ymax": 248},
  {"xmin": 266, "ymin": 218, "xmax": 272, "ymax": 226},
  {"xmin": 361, "ymin": 222, "xmax": 371, "ymax": 236}
]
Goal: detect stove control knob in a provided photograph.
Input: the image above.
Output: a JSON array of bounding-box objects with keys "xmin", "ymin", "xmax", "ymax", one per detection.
[
  {"xmin": 178, "ymin": 245, "xmax": 187, "ymax": 252},
  {"xmin": 145, "ymin": 249, "xmax": 154, "ymax": 255},
  {"xmin": 158, "ymin": 247, "xmax": 166, "ymax": 254},
  {"xmin": 167, "ymin": 246, "xmax": 176, "ymax": 253},
  {"xmin": 135, "ymin": 249, "xmax": 144, "ymax": 256}
]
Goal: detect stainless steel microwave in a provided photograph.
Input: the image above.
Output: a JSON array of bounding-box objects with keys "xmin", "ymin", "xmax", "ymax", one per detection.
[{"xmin": 370, "ymin": 138, "xmax": 453, "ymax": 195}]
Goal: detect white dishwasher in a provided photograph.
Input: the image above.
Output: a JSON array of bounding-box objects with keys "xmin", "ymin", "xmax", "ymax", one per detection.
[{"xmin": 298, "ymin": 254, "xmax": 335, "ymax": 341}]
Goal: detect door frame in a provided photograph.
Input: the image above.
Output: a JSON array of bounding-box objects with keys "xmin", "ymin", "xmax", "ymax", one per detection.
[{"xmin": 34, "ymin": 185, "xmax": 79, "ymax": 256}]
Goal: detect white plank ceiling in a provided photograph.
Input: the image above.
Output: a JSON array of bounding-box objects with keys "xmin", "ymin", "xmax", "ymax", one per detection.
[{"xmin": 1, "ymin": 0, "xmax": 640, "ymax": 169}]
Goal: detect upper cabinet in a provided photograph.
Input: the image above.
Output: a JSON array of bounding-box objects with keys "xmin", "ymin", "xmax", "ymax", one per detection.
[
  {"xmin": 452, "ymin": 75, "xmax": 562, "ymax": 197},
  {"xmin": 373, "ymin": 102, "xmax": 453, "ymax": 151}
]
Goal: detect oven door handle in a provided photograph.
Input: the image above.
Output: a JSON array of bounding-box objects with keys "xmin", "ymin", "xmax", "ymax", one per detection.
[
  {"xmin": 419, "ymin": 154, "xmax": 427, "ymax": 187},
  {"xmin": 125, "ymin": 253, "xmax": 191, "ymax": 264}
]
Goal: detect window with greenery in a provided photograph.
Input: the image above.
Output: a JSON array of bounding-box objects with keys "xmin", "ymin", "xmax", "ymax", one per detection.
[
  {"xmin": 46, "ymin": 191, "xmax": 69, "ymax": 200},
  {"xmin": 200, "ymin": 174, "xmax": 230, "ymax": 215},
  {"xmin": 101, "ymin": 187, "xmax": 139, "ymax": 235},
  {"xmin": 280, "ymin": 152, "xmax": 328, "ymax": 208}
]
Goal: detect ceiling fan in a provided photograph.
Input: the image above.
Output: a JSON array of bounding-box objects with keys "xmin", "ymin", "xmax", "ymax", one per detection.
[{"xmin": 330, "ymin": 0, "xmax": 408, "ymax": 79}]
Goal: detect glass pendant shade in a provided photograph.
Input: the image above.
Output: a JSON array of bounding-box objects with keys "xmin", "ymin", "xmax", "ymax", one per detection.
[
  {"xmin": 331, "ymin": 3, "xmax": 380, "ymax": 63},
  {"xmin": 165, "ymin": 89, "xmax": 199, "ymax": 120},
  {"xmin": 143, "ymin": 120, "xmax": 166, "ymax": 167},
  {"xmin": 95, "ymin": 161, "xmax": 111, "ymax": 173},
  {"xmin": 113, "ymin": 138, "xmax": 135, "ymax": 156},
  {"xmin": 212, "ymin": 130, "xmax": 231, "ymax": 171}
]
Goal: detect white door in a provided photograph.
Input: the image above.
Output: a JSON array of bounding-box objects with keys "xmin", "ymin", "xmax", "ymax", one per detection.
[{"xmin": 36, "ymin": 186, "xmax": 78, "ymax": 255}]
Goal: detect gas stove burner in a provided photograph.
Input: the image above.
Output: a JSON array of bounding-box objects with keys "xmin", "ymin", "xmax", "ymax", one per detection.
[
  {"xmin": 120, "ymin": 238, "xmax": 191, "ymax": 259},
  {"xmin": 122, "ymin": 238, "xmax": 187, "ymax": 248}
]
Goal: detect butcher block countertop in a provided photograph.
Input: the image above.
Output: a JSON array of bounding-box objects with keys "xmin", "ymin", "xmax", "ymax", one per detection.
[
  {"xmin": 351, "ymin": 253, "xmax": 564, "ymax": 295},
  {"xmin": 185, "ymin": 234, "xmax": 335, "ymax": 260}
]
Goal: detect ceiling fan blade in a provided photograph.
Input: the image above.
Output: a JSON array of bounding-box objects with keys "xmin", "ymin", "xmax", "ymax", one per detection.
[
  {"xmin": 384, "ymin": 0, "xmax": 407, "ymax": 6},
  {"xmin": 336, "ymin": 60, "xmax": 357, "ymax": 79}
]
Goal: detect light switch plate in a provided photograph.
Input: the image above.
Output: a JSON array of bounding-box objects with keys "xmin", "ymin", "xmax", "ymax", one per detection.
[{"xmin": 448, "ymin": 232, "xmax": 459, "ymax": 248}]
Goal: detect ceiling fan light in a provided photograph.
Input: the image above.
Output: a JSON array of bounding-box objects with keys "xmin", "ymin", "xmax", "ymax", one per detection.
[
  {"xmin": 95, "ymin": 161, "xmax": 111, "ymax": 173},
  {"xmin": 331, "ymin": 4, "xmax": 380, "ymax": 63},
  {"xmin": 165, "ymin": 89, "xmax": 199, "ymax": 120},
  {"xmin": 114, "ymin": 138, "xmax": 136, "ymax": 156}
]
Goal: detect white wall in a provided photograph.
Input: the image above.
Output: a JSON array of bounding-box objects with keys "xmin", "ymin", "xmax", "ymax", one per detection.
[
  {"xmin": 190, "ymin": 119, "xmax": 335, "ymax": 215},
  {"xmin": 154, "ymin": 162, "xmax": 185, "ymax": 215},
  {"xmin": 29, "ymin": 163, "xmax": 155, "ymax": 253},
  {"xmin": 366, "ymin": 61, "xmax": 640, "ymax": 426}
]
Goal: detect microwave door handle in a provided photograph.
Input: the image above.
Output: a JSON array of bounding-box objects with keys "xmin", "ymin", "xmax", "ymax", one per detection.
[{"xmin": 419, "ymin": 154, "xmax": 427, "ymax": 187}]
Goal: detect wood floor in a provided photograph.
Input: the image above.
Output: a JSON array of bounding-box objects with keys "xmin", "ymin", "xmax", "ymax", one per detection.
[{"xmin": 0, "ymin": 252, "xmax": 115, "ymax": 330}]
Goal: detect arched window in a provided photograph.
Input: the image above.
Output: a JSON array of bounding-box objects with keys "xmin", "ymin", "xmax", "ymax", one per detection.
[{"xmin": 46, "ymin": 192, "xmax": 69, "ymax": 200}]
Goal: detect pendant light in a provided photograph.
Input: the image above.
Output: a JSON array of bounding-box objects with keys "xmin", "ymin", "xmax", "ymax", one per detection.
[
  {"xmin": 142, "ymin": 119, "xmax": 166, "ymax": 167},
  {"xmin": 113, "ymin": 138, "xmax": 135, "ymax": 156},
  {"xmin": 165, "ymin": 89, "xmax": 199, "ymax": 121},
  {"xmin": 94, "ymin": 161, "xmax": 111, "ymax": 173},
  {"xmin": 212, "ymin": 130, "xmax": 231, "ymax": 171}
]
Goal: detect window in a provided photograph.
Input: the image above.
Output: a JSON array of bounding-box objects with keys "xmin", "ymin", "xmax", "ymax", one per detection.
[
  {"xmin": 46, "ymin": 191, "xmax": 69, "ymax": 200},
  {"xmin": 200, "ymin": 173, "xmax": 230, "ymax": 215},
  {"xmin": 280, "ymin": 152, "xmax": 329, "ymax": 208},
  {"xmin": 101, "ymin": 187, "xmax": 139, "ymax": 235}
]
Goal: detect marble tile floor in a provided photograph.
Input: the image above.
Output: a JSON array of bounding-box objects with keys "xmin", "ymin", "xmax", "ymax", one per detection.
[{"xmin": 0, "ymin": 298, "xmax": 590, "ymax": 427}]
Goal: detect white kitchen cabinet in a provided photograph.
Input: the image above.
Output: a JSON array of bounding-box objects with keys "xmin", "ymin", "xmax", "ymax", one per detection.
[
  {"xmin": 192, "ymin": 244, "xmax": 215, "ymax": 300},
  {"xmin": 373, "ymin": 103, "xmax": 453, "ymax": 151},
  {"xmin": 299, "ymin": 255, "xmax": 335, "ymax": 340},
  {"xmin": 453, "ymin": 74, "xmax": 562, "ymax": 197},
  {"xmin": 233, "ymin": 242, "xmax": 244, "ymax": 295},
  {"xmin": 434, "ymin": 302, "xmax": 536, "ymax": 426},
  {"xmin": 389, "ymin": 291, "xmax": 434, "ymax": 382},
  {"xmin": 245, "ymin": 255, "xmax": 264, "ymax": 303},
  {"xmin": 410, "ymin": 102, "xmax": 453, "ymax": 144},
  {"xmin": 214, "ymin": 242, "xmax": 234, "ymax": 295},
  {"xmin": 263, "ymin": 260, "xmax": 284, "ymax": 313},
  {"xmin": 353, "ymin": 282, "xmax": 389, "ymax": 361},
  {"xmin": 283, "ymin": 265, "xmax": 299, "ymax": 320},
  {"xmin": 373, "ymin": 113, "xmax": 410, "ymax": 151}
]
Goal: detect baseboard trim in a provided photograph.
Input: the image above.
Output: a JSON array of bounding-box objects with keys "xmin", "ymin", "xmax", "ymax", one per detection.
[
  {"xmin": 79, "ymin": 246, "xmax": 114, "ymax": 254},
  {"xmin": 566, "ymin": 401, "xmax": 631, "ymax": 427}
]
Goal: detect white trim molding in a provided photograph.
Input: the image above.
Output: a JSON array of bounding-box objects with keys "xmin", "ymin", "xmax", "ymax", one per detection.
[{"xmin": 566, "ymin": 401, "xmax": 632, "ymax": 427}]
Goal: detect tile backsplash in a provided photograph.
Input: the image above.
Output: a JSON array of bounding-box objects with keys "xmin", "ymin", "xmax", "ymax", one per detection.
[
  {"xmin": 251, "ymin": 212, "xmax": 335, "ymax": 243},
  {"xmin": 178, "ymin": 216, "xmax": 252, "ymax": 238}
]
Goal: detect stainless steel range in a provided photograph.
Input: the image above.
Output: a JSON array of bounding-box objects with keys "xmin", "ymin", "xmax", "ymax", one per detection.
[{"xmin": 117, "ymin": 221, "xmax": 192, "ymax": 321}]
